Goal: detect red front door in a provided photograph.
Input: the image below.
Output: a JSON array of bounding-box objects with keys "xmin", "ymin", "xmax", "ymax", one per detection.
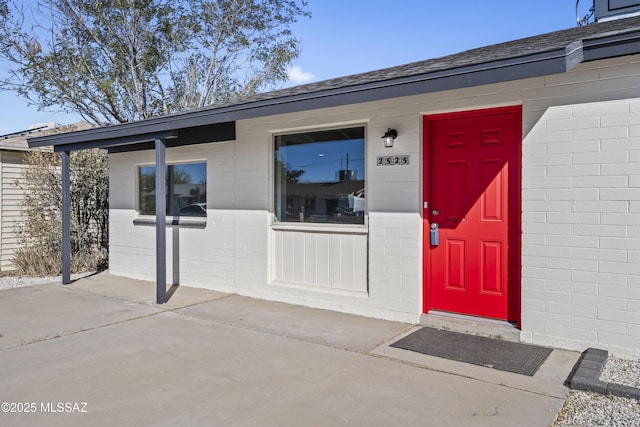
[{"xmin": 423, "ymin": 106, "xmax": 521, "ymax": 322}]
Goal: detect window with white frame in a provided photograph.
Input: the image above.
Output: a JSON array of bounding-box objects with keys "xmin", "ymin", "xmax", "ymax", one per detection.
[
  {"xmin": 138, "ymin": 162, "xmax": 207, "ymax": 217},
  {"xmin": 274, "ymin": 126, "xmax": 365, "ymax": 224}
]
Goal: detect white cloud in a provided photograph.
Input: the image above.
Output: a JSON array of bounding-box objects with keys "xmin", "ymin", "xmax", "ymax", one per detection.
[{"xmin": 287, "ymin": 65, "xmax": 315, "ymax": 84}]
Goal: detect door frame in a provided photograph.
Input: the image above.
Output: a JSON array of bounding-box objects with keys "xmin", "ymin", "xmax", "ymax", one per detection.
[{"xmin": 422, "ymin": 105, "xmax": 522, "ymax": 327}]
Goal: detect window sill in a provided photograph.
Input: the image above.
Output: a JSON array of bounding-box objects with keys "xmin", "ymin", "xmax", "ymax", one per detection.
[
  {"xmin": 133, "ymin": 217, "xmax": 207, "ymax": 229},
  {"xmin": 271, "ymin": 222, "xmax": 368, "ymax": 234}
]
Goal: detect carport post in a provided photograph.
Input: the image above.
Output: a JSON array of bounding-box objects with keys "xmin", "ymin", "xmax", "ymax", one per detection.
[
  {"xmin": 61, "ymin": 150, "xmax": 71, "ymax": 285},
  {"xmin": 155, "ymin": 138, "xmax": 166, "ymax": 304}
]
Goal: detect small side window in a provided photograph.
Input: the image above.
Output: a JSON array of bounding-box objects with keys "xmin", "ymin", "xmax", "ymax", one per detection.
[{"xmin": 138, "ymin": 162, "xmax": 207, "ymax": 217}]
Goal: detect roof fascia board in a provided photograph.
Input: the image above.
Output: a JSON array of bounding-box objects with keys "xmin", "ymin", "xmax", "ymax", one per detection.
[
  {"xmin": 29, "ymin": 42, "xmax": 584, "ymax": 150},
  {"xmin": 582, "ymin": 28, "xmax": 640, "ymax": 60},
  {"xmin": 51, "ymin": 130, "xmax": 178, "ymax": 152}
]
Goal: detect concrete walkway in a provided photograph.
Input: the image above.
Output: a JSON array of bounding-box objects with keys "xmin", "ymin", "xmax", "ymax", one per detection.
[{"xmin": 0, "ymin": 273, "xmax": 579, "ymax": 426}]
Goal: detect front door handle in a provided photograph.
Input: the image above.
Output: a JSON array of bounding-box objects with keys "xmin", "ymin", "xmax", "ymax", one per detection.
[{"xmin": 430, "ymin": 222, "xmax": 439, "ymax": 246}]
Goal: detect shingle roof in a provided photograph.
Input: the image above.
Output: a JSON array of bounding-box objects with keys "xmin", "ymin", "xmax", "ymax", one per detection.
[
  {"xmin": 198, "ymin": 15, "xmax": 640, "ymax": 109},
  {"xmin": 29, "ymin": 15, "xmax": 640, "ymax": 151}
]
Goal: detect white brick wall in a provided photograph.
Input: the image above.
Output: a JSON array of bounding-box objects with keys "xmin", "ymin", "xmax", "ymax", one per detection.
[
  {"xmin": 108, "ymin": 54, "xmax": 640, "ymax": 352},
  {"xmin": 522, "ymin": 98, "xmax": 640, "ymax": 357}
]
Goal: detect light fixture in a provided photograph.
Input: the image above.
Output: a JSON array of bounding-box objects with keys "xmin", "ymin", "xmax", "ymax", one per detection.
[{"xmin": 382, "ymin": 128, "xmax": 398, "ymax": 148}]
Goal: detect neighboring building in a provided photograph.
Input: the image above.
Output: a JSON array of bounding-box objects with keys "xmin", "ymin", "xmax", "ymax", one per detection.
[
  {"xmin": 0, "ymin": 122, "xmax": 91, "ymax": 271},
  {"xmin": 30, "ymin": 16, "xmax": 640, "ymax": 357}
]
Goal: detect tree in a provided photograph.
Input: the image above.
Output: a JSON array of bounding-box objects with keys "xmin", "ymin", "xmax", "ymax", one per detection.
[
  {"xmin": 0, "ymin": 0, "xmax": 310, "ymax": 124},
  {"xmin": 14, "ymin": 147, "xmax": 109, "ymax": 276}
]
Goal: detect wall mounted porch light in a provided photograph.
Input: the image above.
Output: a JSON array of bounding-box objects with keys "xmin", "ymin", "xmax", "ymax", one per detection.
[{"xmin": 382, "ymin": 128, "xmax": 398, "ymax": 148}]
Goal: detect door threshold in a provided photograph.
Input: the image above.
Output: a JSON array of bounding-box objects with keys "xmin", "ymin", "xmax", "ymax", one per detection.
[{"xmin": 419, "ymin": 311, "xmax": 520, "ymax": 343}]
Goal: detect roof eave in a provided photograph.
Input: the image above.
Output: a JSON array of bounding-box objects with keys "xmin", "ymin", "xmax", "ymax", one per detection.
[{"xmin": 29, "ymin": 25, "xmax": 640, "ymax": 151}]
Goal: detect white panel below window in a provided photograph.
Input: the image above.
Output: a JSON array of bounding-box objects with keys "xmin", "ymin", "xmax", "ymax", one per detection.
[{"xmin": 271, "ymin": 228, "xmax": 368, "ymax": 294}]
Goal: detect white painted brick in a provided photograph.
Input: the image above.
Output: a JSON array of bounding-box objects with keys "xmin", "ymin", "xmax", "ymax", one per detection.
[
  {"xmin": 629, "ymin": 251, "xmax": 640, "ymax": 263},
  {"xmin": 546, "ymin": 257, "xmax": 598, "ymax": 272},
  {"xmin": 601, "ymin": 138, "xmax": 640, "ymax": 151},
  {"xmin": 600, "ymin": 237, "xmax": 640, "ymax": 251},
  {"xmin": 547, "ymin": 302, "xmax": 597, "ymax": 318},
  {"xmin": 601, "ymin": 213, "xmax": 640, "ymax": 226},
  {"xmin": 627, "ymin": 324, "xmax": 640, "ymax": 338},
  {"xmin": 522, "ymin": 256, "xmax": 546, "ymax": 267},
  {"xmin": 630, "ymin": 176, "xmax": 640, "ymax": 187},
  {"xmin": 571, "ymin": 316, "xmax": 627, "ymax": 335},
  {"xmin": 546, "ymin": 212, "xmax": 599, "ymax": 224},
  {"xmin": 573, "ymin": 271, "xmax": 627, "ymax": 286},
  {"xmin": 522, "ymin": 166, "xmax": 547, "ymax": 177},
  {"xmin": 573, "ymin": 151, "xmax": 628, "ymax": 165},
  {"xmin": 524, "ymin": 177, "xmax": 570, "ymax": 188},
  {"xmin": 601, "ymin": 112, "xmax": 640, "ymax": 127},
  {"xmin": 572, "ymin": 126, "xmax": 628, "ymax": 141},
  {"xmin": 546, "ymin": 235, "xmax": 599, "ymax": 248},
  {"xmin": 523, "ymin": 299, "xmax": 546, "ymax": 312},
  {"xmin": 599, "ymin": 284, "xmax": 631, "ymax": 298},
  {"xmin": 599, "ymin": 307, "xmax": 640, "ymax": 323},
  {"xmin": 522, "ymin": 222, "xmax": 572, "ymax": 235},
  {"xmin": 546, "ymin": 324, "xmax": 598, "ymax": 342},
  {"xmin": 597, "ymin": 332, "xmax": 640, "ymax": 350},
  {"xmin": 599, "ymin": 261, "xmax": 640, "ymax": 275},
  {"xmin": 548, "ymin": 140, "xmax": 600, "ymax": 154},
  {"xmin": 522, "ymin": 212, "xmax": 546, "ymax": 223},
  {"xmin": 522, "ymin": 144, "xmax": 547, "ymax": 155},
  {"xmin": 600, "ymin": 188, "xmax": 640, "ymax": 201},
  {"xmin": 572, "ymin": 101, "xmax": 629, "ymax": 117},
  {"xmin": 572, "ymin": 247, "xmax": 627, "ymax": 262},
  {"xmin": 629, "ymin": 125, "xmax": 640, "ymax": 137},
  {"xmin": 572, "ymin": 201, "xmax": 628, "ymax": 213},
  {"xmin": 548, "ymin": 164, "xmax": 600, "ymax": 177},
  {"xmin": 522, "ymin": 288, "xmax": 552, "ymax": 302},
  {"xmin": 522, "ymin": 266, "xmax": 572, "ymax": 281},
  {"xmin": 547, "ymin": 116, "xmax": 600, "ymax": 131},
  {"xmin": 601, "ymin": 163, "xmax": 639, "ymax": 175},
  {"xmin": 546, "ymin": 188, "xmax": 598, "ymax": 201},
  {"xmin": 572, "ymin": 176, "xmax": 628, "ymax": 188},
  {"xmin": 572, "ymin": 224, "xmax": 627, "ymax": 237},
  {"xmin": 522, "ymin": 234, "xmax": 546, "ymax": 245},
  {"xmin": 522, "ymin": 188, "xmax": 546, "ymax": 200},
  {"xmin": 521, "ymin": 310, "xmax": 571, "ymax": 327},
  {"xmin": 522, "ymin": 278, "xmax": 546, "ymax": 290},
  {"xmin": 526, "ymin": 153, "xmax": 572, "ymax": 166},
  {"xmin": 523, "ymin": 244, "xmax": 570, "ymax": 258},
  {"xmin": 549, "ymin": 280, "xmax": 598, "ymax": 296},
  {"xmin": 527, "ymin": 129, "xmax": 571, "ymax": 143},
  {"xmin": 523, "ymin": 201, "xmax": 571, "ymax": 212},
  {"xmin": 541, "ymin": 107, "xmax": 572, "ymax": 120}
]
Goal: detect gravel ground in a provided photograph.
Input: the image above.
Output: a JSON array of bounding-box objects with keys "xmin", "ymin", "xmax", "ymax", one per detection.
[
  {"xmin": 0, "ymin": 271, "xmax": 95, "ymax": 290},
  {"xmin": 553, "ymin": 391, "xmax": 640, "ymax": 427},
  {"xmin": 2, "ymin": 275, "xmax": 639, "ymax": 425},
  {"xmin": 601, "ymin": 356, "xmax": 640, "ymax": 389}
]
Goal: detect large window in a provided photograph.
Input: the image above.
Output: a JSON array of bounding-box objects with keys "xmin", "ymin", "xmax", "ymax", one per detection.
[
  {"xmin": 138, "ymin": 162, "xmax": 207, "ymax": 217},
  {"xmin": 274, "ymin": 127, "xmax": 365, "ymax": 224}
]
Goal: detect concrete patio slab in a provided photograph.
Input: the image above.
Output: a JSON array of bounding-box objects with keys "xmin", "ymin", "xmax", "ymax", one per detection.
[
  {"xmin": 0, "ymin": 274, "xmax": 574, "ymax": 426},
  {"xmin": 177, "ymin": 294, "xmax": 414, "ymax": 353},
  {"xmin": 0, "ymin": 284, "xmax": 161, "ymax": 350},
  {"xmin": 63, "ymin": 273, "xmax": 229, "ymax": 309}
]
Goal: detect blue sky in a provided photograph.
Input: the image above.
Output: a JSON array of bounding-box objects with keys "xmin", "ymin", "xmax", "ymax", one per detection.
[{"xmin": 0, "ymin": 1, "xmax": 590, "ymax": 135}]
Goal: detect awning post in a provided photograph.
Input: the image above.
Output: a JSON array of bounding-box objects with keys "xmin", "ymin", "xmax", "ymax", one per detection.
[
  {"xmin": 61, "ymin": 150, "xmax": 71, "ymax": 284},
  {"xmin": 155, "ymin": 138, "xmax": 166, "ymax": 303}
]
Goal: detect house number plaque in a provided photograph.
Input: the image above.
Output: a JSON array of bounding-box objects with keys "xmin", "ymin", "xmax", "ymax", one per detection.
[{"xmin": 376, "ymin": 155, "xmax": 410, "ymax": 166}]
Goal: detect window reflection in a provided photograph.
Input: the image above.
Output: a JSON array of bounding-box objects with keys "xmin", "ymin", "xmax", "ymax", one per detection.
[
  {"xmin": 138, "ymin": 162, "xmax": 207, "ymax": 217},
  {"xmin": 275, "ymin": 127, "xmax": 365, "ymax": 224}
]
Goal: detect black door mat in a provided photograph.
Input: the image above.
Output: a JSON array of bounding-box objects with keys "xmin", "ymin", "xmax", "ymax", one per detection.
[{"xmin": 390, "ymin": 327, "xmax": 553, "ymax": 376}]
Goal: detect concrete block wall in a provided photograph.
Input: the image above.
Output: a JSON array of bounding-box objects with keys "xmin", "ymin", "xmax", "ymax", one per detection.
[
  {"xmin": 107, "ymin": 53, "xmax": 640, "ymax": 348},
  {"xmin": 521, "ymin": 98, "xmax": 640, "ymax": 357}
]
